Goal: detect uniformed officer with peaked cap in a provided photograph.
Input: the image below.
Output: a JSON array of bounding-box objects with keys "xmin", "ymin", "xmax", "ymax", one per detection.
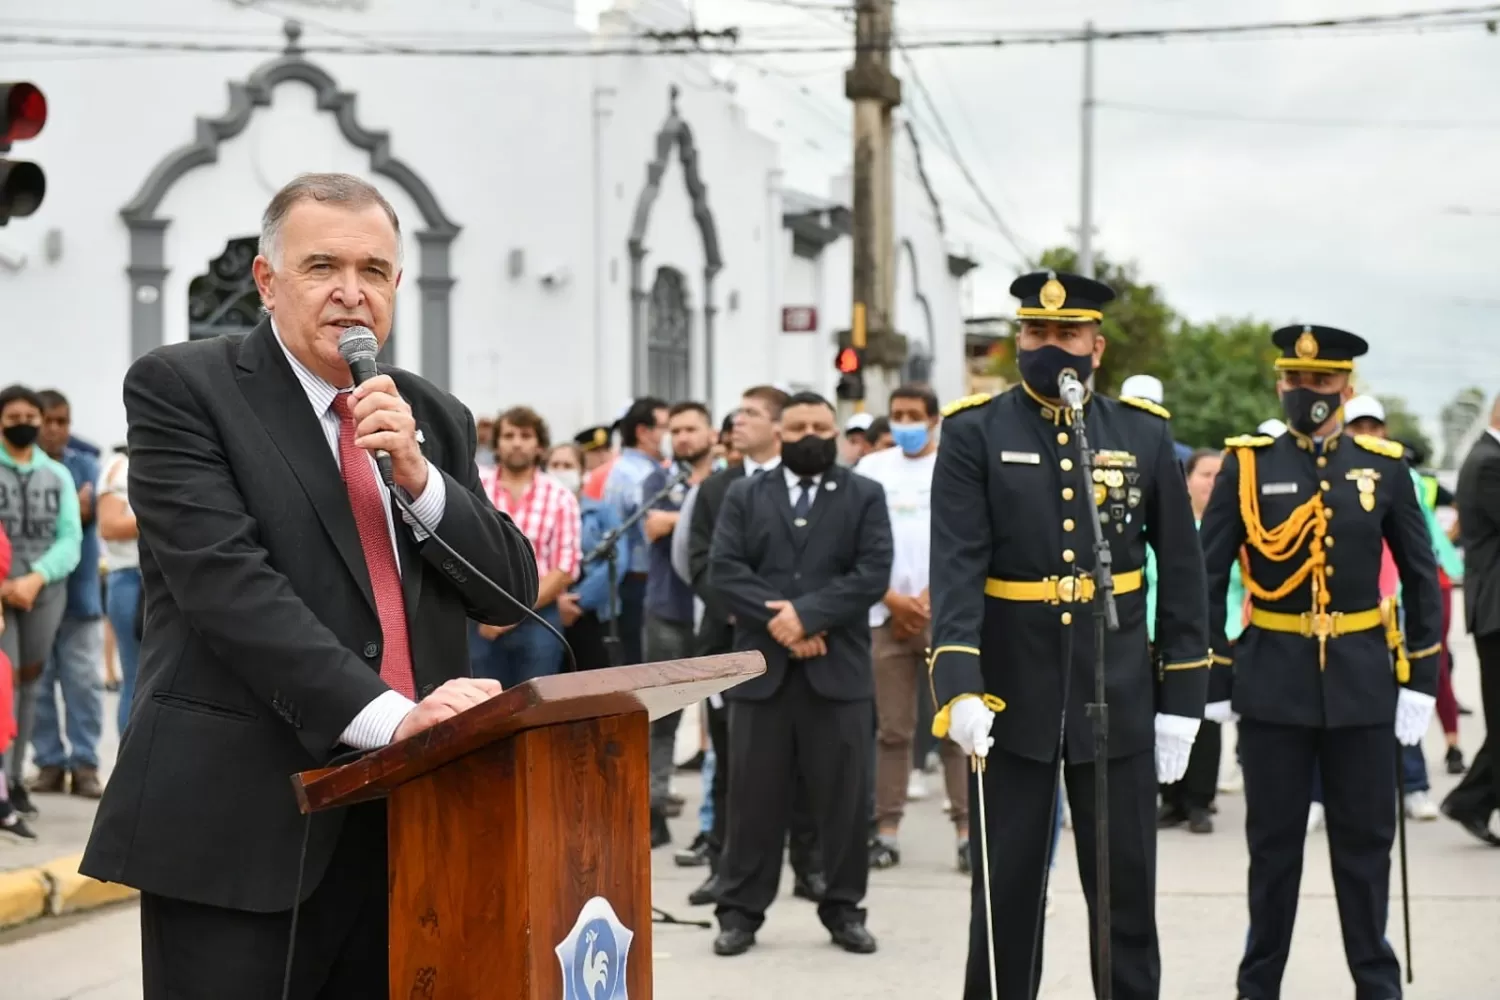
[
  {"xmin": 1198, "ymin": 323, "xmax": 1442, "ymax": 999},
  {"xmin": 929, "ymin": 270, "xmax": 1210, "ymax": 999}
]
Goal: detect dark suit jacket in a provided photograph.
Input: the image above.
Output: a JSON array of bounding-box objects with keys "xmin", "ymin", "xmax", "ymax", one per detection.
[
  {"xmin": 688, "ymin": 463, "xmax": 747, "ymax": 656},
  {"xmin": 709, "ymin": 463, "xmax": 892, "ymax": 702},
  {"xmin": 80, "ymin": 321, "xmax": 538, "ymax": 913},
  {"xmin": 1458, "ymin": 430, "xmax": 1500, "ymax": 638}
]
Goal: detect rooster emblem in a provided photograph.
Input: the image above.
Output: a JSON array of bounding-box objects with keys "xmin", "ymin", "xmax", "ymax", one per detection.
[
  {"xmin": 582, "ymin": 928, "xmax": 610, "ymax": 999},
  {"xmin": 556, "ymin": 896, "xmax": 632, "ymax": 1000}
]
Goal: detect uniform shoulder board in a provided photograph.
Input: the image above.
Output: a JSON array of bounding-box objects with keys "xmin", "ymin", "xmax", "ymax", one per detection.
[
  {"xmin": 1120, "ymin": 396, "xmax": 1171, "ymax": 420},
  {"xmin": 941, "ymin": 392, "xmax": 993, "ymax": 418},
  {"xmin": 1354, "ymin": 433, "xmax": 1405, "ymax": 460},
  {"xmin": 1223, "ymin": 434, "xmax": 1275, "ymax": 449}
]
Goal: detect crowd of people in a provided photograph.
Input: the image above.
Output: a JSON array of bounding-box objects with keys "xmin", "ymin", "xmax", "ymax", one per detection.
[{"xmin": 1, "ymin": 385, "xmax": 141, "ymax": 841}]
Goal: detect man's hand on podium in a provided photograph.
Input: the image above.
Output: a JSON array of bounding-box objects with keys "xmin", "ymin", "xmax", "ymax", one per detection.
[{"xmin": 394, "ymin": 678, "xmax": 504, "ymax": 742}]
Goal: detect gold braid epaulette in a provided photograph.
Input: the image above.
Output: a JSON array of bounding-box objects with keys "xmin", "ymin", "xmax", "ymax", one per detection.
[
  {"xmin": 941, "ymin": 393, "xmax": 993, "ymax": 418},
  {"xmin": 1233, "ymin": 444, "xmax": 1334, "ymax": 668},
  {"xmin": 1121, "ymin": 396, "xmax": 1171, "ymax": 420}
]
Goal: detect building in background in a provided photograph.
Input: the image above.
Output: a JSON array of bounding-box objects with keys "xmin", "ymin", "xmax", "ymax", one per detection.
[{"xmin": 0, "ymin": 0, "xmax": 977, "ymax": 445}]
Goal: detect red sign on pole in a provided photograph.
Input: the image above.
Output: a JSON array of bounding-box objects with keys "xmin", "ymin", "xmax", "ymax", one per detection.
[{"xmin": 781, "ymin": 306, "xmax": 818, "ymax": 333}]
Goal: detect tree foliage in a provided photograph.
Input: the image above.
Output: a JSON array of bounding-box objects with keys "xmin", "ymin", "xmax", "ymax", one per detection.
[
  {"xmin": 1157, "ymin": 319, "xmax": 1280, "ymax": 449},
  {"xmin": 1373, "ymin": 395, "xmax": 1434, "ymax": 464}
]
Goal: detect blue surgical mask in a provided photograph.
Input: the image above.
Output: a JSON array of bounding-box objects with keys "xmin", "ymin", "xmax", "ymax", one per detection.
[{"xmin": 890, "ymin": 421, "xmax": 930, "ymax": 455}]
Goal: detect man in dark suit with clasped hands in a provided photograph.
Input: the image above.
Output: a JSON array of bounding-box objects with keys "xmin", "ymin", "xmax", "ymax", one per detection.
[
  {"xmin": 1444, "ymin": 393, "xmax": 1500, "ymax": 845},
  {"xmin": 81, "ymin": 173, "xmax": 539, "ymax": 998},
  {"xmin": 708, "ymin": 390, "xmax": 893, "ymax": 958}
]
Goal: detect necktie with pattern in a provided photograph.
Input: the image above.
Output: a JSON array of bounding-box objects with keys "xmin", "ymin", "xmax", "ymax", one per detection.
[{"xmin": 330, "ymin": 393, "xmax": 417, "ymax": 700}]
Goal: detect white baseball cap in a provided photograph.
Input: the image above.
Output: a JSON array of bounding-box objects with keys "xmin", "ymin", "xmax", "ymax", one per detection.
[
  {"xmin": 1343, "ymin": 395, "xmax": 1385, "ymax": 425},
  {"xmin": 1120, "ymin": 374, "xmax": 1164, "ymax": 405},
  {"xmin": 844, "ymin": 412, "xmax": 875, "ymax": 434},
  {"xmin": 1257, "ymin": 418, "xmax": 1288, "ymax": 437}
]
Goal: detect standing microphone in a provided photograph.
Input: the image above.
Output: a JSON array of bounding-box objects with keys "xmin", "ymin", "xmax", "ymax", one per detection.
[
  {"xmin": 336, "ymin": 326, "xmax": 395, "ymax": 488},
  {"xmin": 1058, "ymin": 368, "xmax": 1087, "ymax": 412}
]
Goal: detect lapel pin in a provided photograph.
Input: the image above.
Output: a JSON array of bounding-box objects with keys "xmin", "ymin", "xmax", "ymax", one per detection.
[
  {"xmin": 794, "ymin": 517, "xmax": 808, "ymax": 527},
  {"xmin": 825, "ymin": 480, "xmax": 838, "ymax": 491}
]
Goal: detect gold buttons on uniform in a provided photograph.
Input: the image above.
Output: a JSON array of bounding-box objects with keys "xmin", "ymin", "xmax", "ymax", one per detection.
[
  {"xmin": 1060, "ymin": 458, "xmax": 1074, "ymax": 471},
  {"xmin": 1057, "ymin": 432, "xmax": 1069, "ymax": 445},
  {"xmin": 1325, "ymin": 536, "xmax": 1335, "ymax": 547},
  {"xmin": 1063, "ymin": 549, "xmax": 1076, "ymax": 562},
  {"xmin": 1063, "ymin": 518, "xmax": 1075, "ymax": 531},
  {"xmin": 1326, "ymin": 566, "xmax": 1335, "ymax": 577},
  {"xmin": 1317, "ymin": 456, "xmax": 1328, "ymax": 467},
  {"xmin": 1320, "ymin": 481, "xmax": 1331, "ymax": 492},
  {"xmin": 1061, "ymin": 612, "xmax": 1073, "ymax": 625},
  {"xmin": 1062, "ymin": 487, "xmax": 1075, "ymax": 501}
]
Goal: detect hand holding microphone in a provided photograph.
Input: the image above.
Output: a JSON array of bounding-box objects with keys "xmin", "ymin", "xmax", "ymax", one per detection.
[{"xmin": 338, "ymin": 327, "xmax": 428, "ymax": 495}]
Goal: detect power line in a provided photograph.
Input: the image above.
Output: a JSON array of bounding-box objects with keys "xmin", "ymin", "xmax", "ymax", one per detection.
[
  {"xmin": 1097, "ymin": 100, "xmax": 1500, "ymax": 130},
  {"xmin": 3, "ymin": 5, "xmax": 1498, "ymax": 58},
  {"xmin": 894, "ymin": 39, "xmax": 1033, "ymax": 265}
]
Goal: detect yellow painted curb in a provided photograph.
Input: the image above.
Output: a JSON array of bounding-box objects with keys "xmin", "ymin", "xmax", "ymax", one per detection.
[
  {"xmin": 0, "ymin": 867, "xmax": 49, "ymax": 928},
  {"xmin": 41, "ymin": 853, "xmax": 138, "ymax": 916}
]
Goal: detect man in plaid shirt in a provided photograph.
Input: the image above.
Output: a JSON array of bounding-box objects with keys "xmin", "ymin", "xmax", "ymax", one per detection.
[{"xmin": 473, "ymin": 406, "xmax": 581, "ymax": 686}]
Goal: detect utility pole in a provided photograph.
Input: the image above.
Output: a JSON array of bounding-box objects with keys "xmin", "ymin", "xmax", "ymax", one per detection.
[
  {"xmin": 1079, "ymin": 20, "xmax": 1096, "ymax": 278},
  {"xmin": 845, "ymin": 0, "xmax": 901, "ymax": 413}
]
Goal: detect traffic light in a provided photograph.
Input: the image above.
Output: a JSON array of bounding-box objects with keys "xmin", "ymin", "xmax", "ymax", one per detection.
[
  {"xmin": 834, "ymin": 345, "xmax": 865, "ymax": 401},
  {"xmin": 0, "ymin": 82, "xmax": 47, "ymax": 225}
]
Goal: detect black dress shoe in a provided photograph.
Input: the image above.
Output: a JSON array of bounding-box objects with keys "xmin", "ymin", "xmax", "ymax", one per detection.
[
  {"xmin": 689, "ymin": 873, "xmax": 722, "ymax": 906},
  {"xmin": 1446, "ymin": 746, "xmax": 1467, "ymax": 775},
  {"xmin": 956, "ymin": 840, "xmax": 971, "ymax": 875},
  {"xmin": 8, "ymin": 782, "xmax": 37, "ymax": 820},
  {"xmin": 1441, "ymin": 801, "xmax": 1500, "ymax": 846},
  {"xmin": 793, "ymin": 872, "xmax": 827, "ymax": 902},
  {"xmin": 650, "ymin": 806, "xmax": 671, "ymax": 849},
  {"xmin": 829, "ymin": 922, "xmax": 878, "ymax": 954},
  {"xmin": 713, "ymin": 927, "xmax": 756, "ymax": 956},
  {"xmin": 674, "ymin": 833, "xmax": 715, "ymax": 868},
  {"xmin": 1188, "ymin": 807, "xmax": 1214, "ymax": 834},
  {"xmin": 1157, "ymin": 802, "xmax": 1187, "ymax": 829}
]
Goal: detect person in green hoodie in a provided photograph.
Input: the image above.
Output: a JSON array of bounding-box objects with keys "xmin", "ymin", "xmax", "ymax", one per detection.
[
  {"xmin": 1150, "ymin": 447, "xmax": 1246, "ymax": 833},
  {"xmin": 0, "ymin": 384, "xmax": 83, "ymax": 818}
]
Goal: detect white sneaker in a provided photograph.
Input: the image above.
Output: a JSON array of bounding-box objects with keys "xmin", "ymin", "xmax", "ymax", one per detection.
[
  {"xmin": 1307, "ymin": 802, "xmax": 1325, "ymax": 834},
  {"xmin": 906, "ymin": 770, "xmax": 929, "ymax": 801},
  {"xmin": 1218, "ymin": 762, "xmax": 1244, "ymax": 795},
  {"xmin": 1404, "ymin": 790, "xmax": 1439, "ymax": 821}
]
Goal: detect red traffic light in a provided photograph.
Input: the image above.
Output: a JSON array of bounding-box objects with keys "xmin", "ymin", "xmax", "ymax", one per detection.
[
  {"xmin": 1, "ymin": 83, "xmax": 47, "ymax": 143},
  {"xmin": 836, "ymin": 347, "xmax": 861, "ymax": 374}
]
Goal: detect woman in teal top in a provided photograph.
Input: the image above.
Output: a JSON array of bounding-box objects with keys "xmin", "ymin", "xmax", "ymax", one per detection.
[{"xmin": 1152, "ymin": 448, "xmax": 1241, "ymax": 833}]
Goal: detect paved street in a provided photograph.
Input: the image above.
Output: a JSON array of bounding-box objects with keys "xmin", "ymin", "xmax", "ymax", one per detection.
[{"xmin": 6, "ymin": 620, "xmax": 1498, "ymax": 999}]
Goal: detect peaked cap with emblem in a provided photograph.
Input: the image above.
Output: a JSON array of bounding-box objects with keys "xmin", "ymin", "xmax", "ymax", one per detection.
[
  {"xmin": 1010, "ymin": 270, "xmax": 1117, "ymax": 324},
  {"xmin": 573, "ymin": 424, "xmax": 613, "ymax": 452},
  {"xmin": 1271, "ymin": 324, "xmax": 1368, "ymax": 373}
]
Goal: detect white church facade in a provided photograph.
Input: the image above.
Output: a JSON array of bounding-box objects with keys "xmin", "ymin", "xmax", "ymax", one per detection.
[{"xmin": 1, "ymin": 0, "xmax": 977, "ymax": 446}]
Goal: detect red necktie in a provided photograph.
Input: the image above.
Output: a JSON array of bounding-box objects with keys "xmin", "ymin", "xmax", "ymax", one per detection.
[{"xmin": 331, "ymin": 393, "xmax": 416, "ymax": 700}]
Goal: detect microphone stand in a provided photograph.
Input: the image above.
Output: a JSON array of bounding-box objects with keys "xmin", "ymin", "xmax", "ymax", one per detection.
[
  {"xmin": 582, "ymin": 463, "xmax": 693, "ymax": 668},
  {"xmin": 1068, "ymin": 386, "xmax": 1119, "ymax": 1000}
]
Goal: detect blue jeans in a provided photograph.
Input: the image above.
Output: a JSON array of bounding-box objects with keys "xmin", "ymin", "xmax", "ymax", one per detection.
[
  {"xmin": 32, "ymin": 616, "xmax": 105, "ymax": 770},
  {"xmin": 106, "ymin": 568, "xmax": 143, "ymax": 739},
  {"xmin": 468, "ymin": 604, "xmax": 566, "ymax": 689},
  {"xmin": 699, "ymin": 747, "xmax": 717, "ymax": 834}
]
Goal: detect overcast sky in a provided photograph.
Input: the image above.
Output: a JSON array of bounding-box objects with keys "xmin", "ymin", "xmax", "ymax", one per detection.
[{"xmin": 582, "ymin": 0, "xmax": 1500, "ymax": 432}]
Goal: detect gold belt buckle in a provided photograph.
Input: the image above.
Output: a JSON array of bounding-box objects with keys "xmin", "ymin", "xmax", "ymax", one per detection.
[
  {"xmin": 1054, "ymin": 576, "xmax": 1077, "ymax": 603},
  {"xmin": 1303, "ymin": 611, "xmax": 1339, "ymax": 639}
]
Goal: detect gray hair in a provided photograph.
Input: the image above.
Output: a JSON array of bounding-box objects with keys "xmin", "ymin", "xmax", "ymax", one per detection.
[{"xmin": 258, "ymin": 172, "xmax": 403, "ymax": 269}]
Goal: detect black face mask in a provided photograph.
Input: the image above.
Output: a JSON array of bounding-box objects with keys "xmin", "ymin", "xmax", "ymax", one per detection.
[
  {"xmin": 1281, "ymin": 387, "xmax": 1343, "ymax": 436},
  {"xmin": 781, "ymin": 434, "xmax": 838, "ymax": 477},
  {"xmin": 1, "ymin": 424, "xmax": 39, "ymax": 449},
  {"xmin": 1017, "ymin": 344, "xmax": 1093, "ymax": 399}
]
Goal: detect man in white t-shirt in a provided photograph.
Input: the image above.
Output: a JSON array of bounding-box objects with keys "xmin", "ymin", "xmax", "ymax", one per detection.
[{"xmin": 855, "ymin": 385, "xmax": 970, "ymax": 872}]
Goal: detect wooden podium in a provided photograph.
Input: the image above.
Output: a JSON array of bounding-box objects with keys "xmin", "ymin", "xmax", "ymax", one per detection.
[{"xmin": 291, "ymin": 653, "xmax": 763, "ymax": 1000}]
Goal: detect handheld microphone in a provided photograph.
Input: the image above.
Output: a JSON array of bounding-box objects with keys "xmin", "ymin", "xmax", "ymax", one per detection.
[
  {"xmin": 1058, "ymin": 369, "xmax": 1087, "ymax": 411},
  {"xmin": 336, "ymin": 326, "xmax": 396, "ymax": 488}
]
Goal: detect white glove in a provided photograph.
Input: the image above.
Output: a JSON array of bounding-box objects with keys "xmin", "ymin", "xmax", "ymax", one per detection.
[
  {"xmin": 1154, "ymin": 713, "xmax": 1201, "ymax": 784},
  {"xmin": 1203, "ymin": 701, "xmax": 1234, "ymax": 724},
  {"xmin": 949, "ymin": 697, "xmax": 996, "ymax": 758},
  {"xmin": 1394, "ymin": 689, "xmax": 1436, "ymax": 747}
]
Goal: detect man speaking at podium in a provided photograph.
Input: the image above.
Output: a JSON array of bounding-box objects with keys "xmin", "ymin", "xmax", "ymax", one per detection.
[{"xmin": 80, "ymin": 173, "xmax": 539, "ymax": 998}]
